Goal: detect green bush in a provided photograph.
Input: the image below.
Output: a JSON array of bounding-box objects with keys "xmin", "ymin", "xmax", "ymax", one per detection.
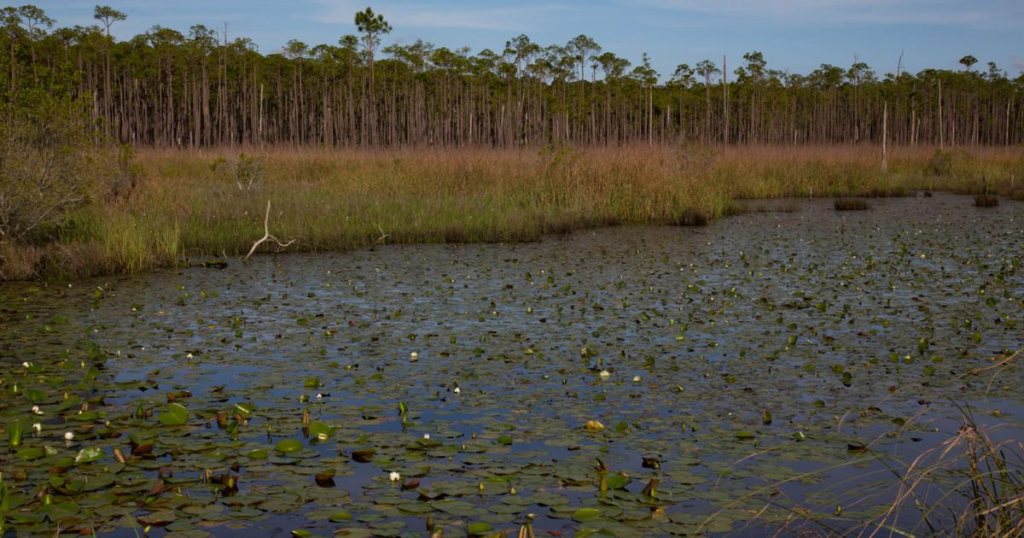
[
  {"xmin": 234, "ymin": 153, "xmax": 266, "ymax": 191},
  {"xmin": 0, "ymin": 98, "xmax": 114, "ymax": 243}
]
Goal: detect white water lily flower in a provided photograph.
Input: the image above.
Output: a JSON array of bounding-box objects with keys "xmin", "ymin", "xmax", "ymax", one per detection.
[
  {"xmin": 423, "ymin": 433, "xmax": 430, "ymax": 440},
  {"xmin": 31, "ymin": 405, "xmax": 43, "ymax": 415},
  {"xmin": 32, "ymin": 423, "xmax": 42, "ymax": 433},
  {"xmin": 186, "ymin": 353, "xmax": 193, "ymax": 360},
  {"xmin": 633, "ymin": 375, "xmax": 642, "ymax": 383},
  {"xmin": 22, "ymin": 361, "xmax": 31, "ymax": 368},
  {"xmin": 316, "ymin": 393, "xmax": 323, "ymax": 401},
  {"xmin": 599, "ymin": 370, "xmax": 611, "ymax": 380},
  {"xmin": 410, "ymin": 352, "xmax": 419, "ymax": 361},
  {"xmin": 64, "ymin": 432, "xmax": 74, "ymax": 442},
  {"xmin": 389, "ymin": 471, "xmax": 401, "ymax": 482},
  {"xmin": 317, "ymin": 433, "xmax": 329, "ymax": 441},
  {"xmin": 453, "ymin": 387, "xmax": 461, "ymax": 395}
]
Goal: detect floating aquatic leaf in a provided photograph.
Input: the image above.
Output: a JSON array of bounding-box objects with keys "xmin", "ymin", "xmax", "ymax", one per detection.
[
  {"xmin": 275, "ymin": 439, "xmax": 303, "ymax": 453},
  {"xmin": 573, "ymin": 508, "xmax": 603, "ymax": 522},
  {"xmin": 351, "ymin": 449, "xmax": 376, "ymax": 463},
  {"xmin": 605, "ymin": 472, "xmax": 630, "ymax": 490},
  {"xmin": 467, "ymin": 522, "xmax": 494, "ymax": 535},
  {"xmin": 159, "ymin": 402, "xmax": 189, "ymax": 426},
  {"xmin": 308, "ymin": 422, "xmax": 333, "ymax": 438},
  {"xmin": 234, "ymin": 402, "xmax": 255, "ymax": 418},
  {"xmin": 641, "ymin": 457, "xmax": 660, "ymax": 469},
  {"xmin": 74, "ymin": 446, "xmax": 104, "ymax": 464},
  {"xmin": 16, "ymin": 447, "xmax": 44, "ymax": 461}
]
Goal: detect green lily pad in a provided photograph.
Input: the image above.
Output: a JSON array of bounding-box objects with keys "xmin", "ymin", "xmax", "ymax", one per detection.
[
  {"xmin": 275, "ymin": 439, "xmax": 303, "ymax": 453},
  {"xmin": 309, "ymin": 422, "xmax": 333, "ymax": 438},
  {"xmin": 234, "ymin": 402, "xmax": 255, "ymax": 418},
  {"xmin": 159, "ymin": 402, "xmax": 190, "ymax": 426},
  {"xmin": 573, "ymin": 508, "xmax": 603, "ymax": 522},
  {"xmin": 17, "ymin": 447, "xmax": 45, "ymax": 461},
  {"xmin": 467, "ymin": 522, "xmax": 494, "ymax": 535}
]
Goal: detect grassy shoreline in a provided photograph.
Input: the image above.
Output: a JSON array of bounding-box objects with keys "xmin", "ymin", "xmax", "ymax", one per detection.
[{"xmin": 1, "ymin": 145, "xmax": 1022, "ymax": 281}]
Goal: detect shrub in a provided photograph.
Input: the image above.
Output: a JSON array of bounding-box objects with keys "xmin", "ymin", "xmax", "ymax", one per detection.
[
  {"xmin": 0, "ymin": 98, "xmax": 113, "ymax": 243},
  {"xmin": 234, "ymin": 153, "xmax": 266, "ymax": 191}
]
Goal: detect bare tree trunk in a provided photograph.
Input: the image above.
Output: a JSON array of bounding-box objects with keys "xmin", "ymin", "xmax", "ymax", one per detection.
[
  {"xmin": 938, "ymin": 79, "xmax": 944, "ymax": 150},
  {"xmin": 722, "ymin": 55, "xmax": 728, "ymax": 146},
  {"xmin": 882, "ymin": 101, "xmax": 888, "ymax": 173}
]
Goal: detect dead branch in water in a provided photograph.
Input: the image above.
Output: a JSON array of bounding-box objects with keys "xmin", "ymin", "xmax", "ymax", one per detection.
[{"xmin": 245, "ymin": 201, "xmax": 295, "ymax": 260}]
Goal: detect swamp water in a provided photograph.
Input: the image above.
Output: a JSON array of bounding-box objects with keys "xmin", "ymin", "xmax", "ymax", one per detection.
[{"xmin": 1, "ymin": 193, "xmax": 1022, "ymax": 537}]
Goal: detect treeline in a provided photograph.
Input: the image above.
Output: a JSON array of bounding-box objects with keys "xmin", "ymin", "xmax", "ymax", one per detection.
[{"xmin": 2, "ymin": 4, "xmax": 1023, "ymax": 148}]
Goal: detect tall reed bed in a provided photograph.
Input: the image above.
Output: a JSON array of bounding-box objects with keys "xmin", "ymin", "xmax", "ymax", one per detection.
[{"xmin": 2, "ymin": 145, "xmax": 1022, "ymax": 280}]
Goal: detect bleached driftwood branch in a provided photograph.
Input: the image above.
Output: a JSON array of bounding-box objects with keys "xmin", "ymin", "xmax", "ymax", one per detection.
[
  {"xmin": 374, "ymin": 224, "xmax": 390, "ymax": 246},
  {"xmin": 245, "ymin": 201, "xmax": 295, "ymax": 260}
]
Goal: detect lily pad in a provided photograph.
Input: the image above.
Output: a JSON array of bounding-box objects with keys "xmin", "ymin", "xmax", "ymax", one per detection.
[
  {"xmin": 159, "ymin": 402, "xmax": 190, "ymax": 426},
  {"xmin": 275, "ymin": 439, "xmax": 304, "ymax": 453}
]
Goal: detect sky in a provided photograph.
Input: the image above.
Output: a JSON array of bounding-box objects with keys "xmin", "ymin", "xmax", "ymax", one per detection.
[{"xmin": 31, "ymin": 0, "xmax": 1024, "ymax": 80}]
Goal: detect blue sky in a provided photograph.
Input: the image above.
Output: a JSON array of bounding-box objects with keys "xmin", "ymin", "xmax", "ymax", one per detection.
[{"xmin": 35, "ymin": 0, "xmax": 1024, "ymax": 80}]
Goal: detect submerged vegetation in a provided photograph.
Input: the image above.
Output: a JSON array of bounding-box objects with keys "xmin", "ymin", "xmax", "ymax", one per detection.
[{"xmin": 1, "ymin": 145, "xmax": 1022, "ymax": 280}]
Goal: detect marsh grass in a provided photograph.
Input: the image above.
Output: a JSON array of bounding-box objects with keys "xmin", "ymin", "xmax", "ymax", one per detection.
[
  {"xmin": 709, "ymin": 350, "xmax": 1024, "ymax": 537},
  {"xmin": 744, "ymin": 419, "xmax": 1024, "ymax": 537},
  {"xmin": 873, "ymin": 405, "xmax": 1024, "ymax": 537},
  {"xmin": 2, "ymin": 145, "xmax": 1022, "ymax": 280}
]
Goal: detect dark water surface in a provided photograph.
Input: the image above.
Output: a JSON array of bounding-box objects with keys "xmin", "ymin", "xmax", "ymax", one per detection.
[{"xmin": 1, "ymin": 194, "xmax": 1022, "ymax": 537}]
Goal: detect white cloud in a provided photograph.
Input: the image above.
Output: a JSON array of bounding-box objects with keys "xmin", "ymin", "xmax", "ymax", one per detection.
[{"xmin": 637, "ymin": 0, "xmax": 1024, "ymax": 28}]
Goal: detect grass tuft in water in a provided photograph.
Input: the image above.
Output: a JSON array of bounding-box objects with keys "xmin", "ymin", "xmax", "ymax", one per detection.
[
  {"xmin": 834, "ymin": 197, "xmax": 870, "ymax": 211},
  {"xmin": 974, "ymin": 193, "xmax": 999, "ymax": 208}
]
